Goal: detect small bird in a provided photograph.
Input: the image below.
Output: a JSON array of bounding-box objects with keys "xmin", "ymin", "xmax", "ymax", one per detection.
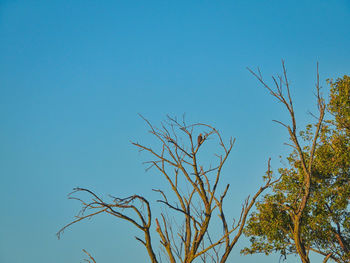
[{"xmin": 198, "ymin": 133, "xmax": 203, "ymax": 146}]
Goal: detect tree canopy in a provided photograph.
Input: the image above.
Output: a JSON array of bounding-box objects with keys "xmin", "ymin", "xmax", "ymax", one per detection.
[{"xmin": 243, "ymin": 75, "xmax": 350, "ymax": 262}]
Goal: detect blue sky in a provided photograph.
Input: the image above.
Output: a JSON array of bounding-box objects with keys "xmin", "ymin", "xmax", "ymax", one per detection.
[{"xmin": 0, "ymin": 1, "xmax": 349, "ymax": 262}]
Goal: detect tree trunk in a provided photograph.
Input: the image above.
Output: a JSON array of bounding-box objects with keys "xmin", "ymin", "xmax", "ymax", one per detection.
[{"xmin": 293, "ymin": 219, "xmax": 310, "ymax": 263}]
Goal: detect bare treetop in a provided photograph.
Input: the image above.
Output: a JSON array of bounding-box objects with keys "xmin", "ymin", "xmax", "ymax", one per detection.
[{"xmin": 58, "ymin": 115, "xmax": 277, "ymax": 263}]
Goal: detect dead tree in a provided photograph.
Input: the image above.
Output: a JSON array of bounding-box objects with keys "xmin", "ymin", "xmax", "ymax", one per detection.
[{"xmin": 58, "ymin": 116, "xmax": 278, "ymax": 262}]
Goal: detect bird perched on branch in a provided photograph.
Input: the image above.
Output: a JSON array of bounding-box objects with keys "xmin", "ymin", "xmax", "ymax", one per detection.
[{"xmin": 198, "ymin": 133, "xmax": 204, "ymax": 146}]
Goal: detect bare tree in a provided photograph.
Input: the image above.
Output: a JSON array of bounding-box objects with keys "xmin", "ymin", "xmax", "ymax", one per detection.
[
  {"xmin": 58, "ymin": 115, "xmax": 278, "ymax": 262},
  {"xmin": 247, "ymin": 61, "xmax": 326, "ymax": 263}
]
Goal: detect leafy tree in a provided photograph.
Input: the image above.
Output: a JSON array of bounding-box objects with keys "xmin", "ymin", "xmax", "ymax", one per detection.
[
  {"xmin": 243, "ymin": 70, "xmax": 350, "ymax": 262},
  {"xmin": 58, "ymin": 116, "xmax": 277, "ymax": 263}
]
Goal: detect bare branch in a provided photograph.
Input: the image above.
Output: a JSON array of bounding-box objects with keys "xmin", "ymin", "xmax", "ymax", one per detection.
[{"xmin": 82, "ymin": 249, "xmax": 96, "ymax": 263}]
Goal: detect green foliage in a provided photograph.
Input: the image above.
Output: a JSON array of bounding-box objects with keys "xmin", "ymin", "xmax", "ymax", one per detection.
[
  {"xmin": 243, "ymin": 76, "xmax": 350, "ymax": 262},
  {"xmin": 328, "ymin": 76, "xmax": 350, "ymax": 133}
]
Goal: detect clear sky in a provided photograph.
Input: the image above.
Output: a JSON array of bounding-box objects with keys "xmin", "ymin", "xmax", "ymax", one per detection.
[{"xmin": 0, "ymin": 1, "xmax": 349, "ymax": 262}]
